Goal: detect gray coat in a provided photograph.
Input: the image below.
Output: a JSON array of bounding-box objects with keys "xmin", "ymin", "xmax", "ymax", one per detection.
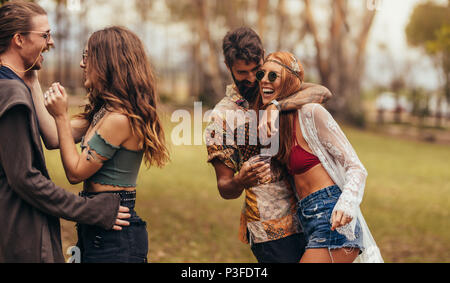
[{"xmin": 0, "ymin": 79, "xmax": 120, "ymax": 263}]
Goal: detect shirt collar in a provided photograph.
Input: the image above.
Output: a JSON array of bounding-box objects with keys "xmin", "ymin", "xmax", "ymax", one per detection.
[
  {"xmin": 225, "ymin": 84, "xmax": 249, "ymax": 109},
  {"xmin": 0, "ymin": 66, "xmax": 30, "ymax": 92}
]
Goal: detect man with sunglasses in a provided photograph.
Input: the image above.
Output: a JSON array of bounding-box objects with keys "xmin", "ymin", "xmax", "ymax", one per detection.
[
  {"xmin": 0, "ymin": 1, "xmax": 129, "ymax": 263},
  {"xmin": 206, "ymin": 27, "xmax": 332, "ymax": 263}
]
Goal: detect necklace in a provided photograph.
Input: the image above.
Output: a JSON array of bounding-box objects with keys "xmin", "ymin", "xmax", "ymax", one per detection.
[
  {"xmin": 92, "ymin": 105, "xmax": 107, "ymax": 127},
  {"xmin": 0, "ymin": 42, "xmax": 47, "ymax": 73}
]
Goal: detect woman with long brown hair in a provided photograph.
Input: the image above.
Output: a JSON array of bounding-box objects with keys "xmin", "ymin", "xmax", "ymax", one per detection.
[
  {"xmin": 256, "ymin": 51, "xmax": 383, "ymax": 263},
  {"xmin": 39, "ymin": 26, "xmax": 169, "ymax": 262}
]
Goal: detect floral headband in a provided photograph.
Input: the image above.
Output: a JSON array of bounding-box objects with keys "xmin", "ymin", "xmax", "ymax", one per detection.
[{"xmin": 264, "ymin": 55, "xmax": 302, "ymax": 82}]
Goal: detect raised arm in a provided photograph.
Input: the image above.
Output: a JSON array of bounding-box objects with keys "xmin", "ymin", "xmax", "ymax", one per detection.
[
  {"xmin": 26, "ymin": 75, "xmax": 89, "ymax": 149},
  {"xmin": 44, "ymin": 83, "xmax": 129, "ymax": 184},
  {"xmin": 259, "ymin": 83, "xmax": 332, "ymax": 137},
  {"xmin": 0, "ymin": 105, "xmax": 121, "ymax": 229},
  {"xmin": 277, "ymin": 82, "xmax": 332, "ymax": 111}
]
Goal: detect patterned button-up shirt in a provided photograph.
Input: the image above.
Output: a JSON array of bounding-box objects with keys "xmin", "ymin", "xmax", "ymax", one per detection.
[{"xmin": 205, "ymin": 85, "xmax": 301, "ymax": 244}]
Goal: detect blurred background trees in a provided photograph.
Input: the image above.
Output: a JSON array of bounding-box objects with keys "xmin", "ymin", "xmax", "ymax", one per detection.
[
  {"xmin": 2, "ymin": 1, "xmax": 448, "ymax": 264},
  {"xmin": 406, "ymin": 1, "xmax": 450, "ymax": 127},
  {"xmin": 302, "ymin": 0, "xmax": 376, "ymax": 127},
  {"xmin": 1, "ymin": 0, "xmax": 449, "ymax": 132}
]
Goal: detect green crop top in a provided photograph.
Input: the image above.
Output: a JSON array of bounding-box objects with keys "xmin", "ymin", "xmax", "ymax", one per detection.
[{"xmin": 81, "ymin": 131, "xmax": 144, "ymax": 187}]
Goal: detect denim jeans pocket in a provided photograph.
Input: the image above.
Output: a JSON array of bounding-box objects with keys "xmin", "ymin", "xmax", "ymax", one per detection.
[
  {"xmin": 79, "ymin": 225, "xmax": 122, "ymax": 262},
  {"xmin": 127, "ymin": 218, "xmax": 148, "ymax": 261}
]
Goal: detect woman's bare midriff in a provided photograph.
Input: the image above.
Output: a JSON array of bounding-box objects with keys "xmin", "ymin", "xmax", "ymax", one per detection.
[
  {"xmin": 292, "ymin": 115, "xmax": 335, "ymax": 200},
  {"xmin": 84, "ymin": 181, "xmax": 136, "ymax": 193},
  {"xmin": 292, "ymin": 163, "xmax": 335, "ymax": 200}
]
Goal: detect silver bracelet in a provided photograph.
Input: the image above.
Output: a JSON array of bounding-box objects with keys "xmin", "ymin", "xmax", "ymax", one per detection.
[{"xmin": 270, "ymin": 99, "xmax": 281, "ymax": 111}]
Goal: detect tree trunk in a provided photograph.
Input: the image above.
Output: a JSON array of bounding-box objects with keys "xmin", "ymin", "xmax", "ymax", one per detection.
[
  {"xmin": 257, "ymin": 0, "xmax": 269, "ymax": 42},
  {"xmin": 276, "ymin": 0, "xmax": 287, "ymax": 51},
  {"xmin": 303, "ymin": 0, "xmax": 330, "ymax": 85},
  {"xmin": 303, "ymin": 0, "xmax": 376, "ymax": 127},
  {"xmin": 224, "ymin": 0, "xmax": 238, "ymax": 29},
  {"xmin": 189, "ymin": 25, "xmax": 202, "ymax": 99},
  {"xmin": 435, "ymin": 96, "xmax": 442, "ymax": 127},
  {"xmin": 54, "ymin": 0, "xmax": 64, "ymax": 83},
  {"xmin": 195, "ymin": 0, "xmax": 224, "ymax": 103}
]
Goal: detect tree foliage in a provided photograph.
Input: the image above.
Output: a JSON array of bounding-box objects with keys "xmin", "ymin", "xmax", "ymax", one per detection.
[
  {"xmin": 405, "ymin": 2, "xmax": 450, "ymax": 49},
  {"xmin": 406, "ymin": 2, "xmax": 450, "ymax": 105},
  {"xmin": 428, "ymin": 25, "xmax": 450, "ymax": 104}
]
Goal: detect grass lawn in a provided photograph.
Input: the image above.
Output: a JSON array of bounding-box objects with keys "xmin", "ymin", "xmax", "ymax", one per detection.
[{"xmin": 44, "ymin": 110, "xmax": 450, "ymax": 263}]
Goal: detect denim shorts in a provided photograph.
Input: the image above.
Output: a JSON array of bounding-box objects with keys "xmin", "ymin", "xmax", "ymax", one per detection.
[
  {"xmin": 76, "ymin": 191, "xmax": 148, "ymax": 263},
  {"xmin": 297, "ymin": 185, "xmax": 363, "ymax": 251}
]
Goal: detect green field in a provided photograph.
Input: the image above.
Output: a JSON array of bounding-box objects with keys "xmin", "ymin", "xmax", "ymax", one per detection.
[{"xmin": 44, "ymin": 112, "xmax": 450, "ymax": 263}]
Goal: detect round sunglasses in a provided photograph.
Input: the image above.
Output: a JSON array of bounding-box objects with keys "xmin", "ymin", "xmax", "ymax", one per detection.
[{"xmin": 256, "ymin": 70, "xmax": 279, "ymax": 82}]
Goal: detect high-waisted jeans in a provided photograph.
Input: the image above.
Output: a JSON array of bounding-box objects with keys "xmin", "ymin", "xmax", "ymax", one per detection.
[{"xmin": 76, "ymin": 191, "xmax": 148, "ymax": 263}]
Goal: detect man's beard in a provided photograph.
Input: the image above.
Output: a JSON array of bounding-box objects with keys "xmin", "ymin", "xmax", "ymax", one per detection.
[
  {"xmin": 27, "ymin": 50, "xmax": 44, "ymax": 71},
  {"xmin": 31, "ymin": 62, "xmax": 42, "ymax": 71},
  {"xmin": 231, "ymin": 72, "xmax": 259, "ymax": 103}
]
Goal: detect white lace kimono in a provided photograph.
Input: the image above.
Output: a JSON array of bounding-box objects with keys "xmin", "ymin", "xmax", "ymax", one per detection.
[{"xmin": 296, "ymin": 103, "xmax": 383, "ymax": 263}]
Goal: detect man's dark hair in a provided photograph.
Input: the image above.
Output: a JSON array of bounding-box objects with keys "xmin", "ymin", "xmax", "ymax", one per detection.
[
  {"xmin": 0, "ymin": 0, "xmax": 47, "ymax": 55},
  {"xmin": 222, "ymin": 27, "xmax": 264, "ymax": 68}
]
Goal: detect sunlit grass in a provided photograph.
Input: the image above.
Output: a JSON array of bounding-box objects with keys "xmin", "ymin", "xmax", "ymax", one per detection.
[
  {"xmin": 45, "ymin": 108, "xmax": 450, "ymax": 263},
  {"xmin": 350, "ymin": 127, "xmax": 450, "ymax": 263}
]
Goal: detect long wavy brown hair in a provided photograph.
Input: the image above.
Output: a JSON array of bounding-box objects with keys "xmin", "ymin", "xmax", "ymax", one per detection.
[
  {"xmin": 76, "ymin": 26, "xmax": 169, "ymax": 168},
  {"xmin": 256, "ymin": 51, "xmax": 304, "ymax": 170}
]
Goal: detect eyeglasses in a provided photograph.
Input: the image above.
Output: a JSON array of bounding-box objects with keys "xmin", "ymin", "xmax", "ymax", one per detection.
[
  {"xmin": 82, "ymin": 50, "xmax": 88, "ymax": 64},
  {"xmin": 27, "ymin": 31, "xmax": 52, "ymax": 42},
  {"xmin": 256, "ymin": 70, "xmax": 279, "ymax": 83}
]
